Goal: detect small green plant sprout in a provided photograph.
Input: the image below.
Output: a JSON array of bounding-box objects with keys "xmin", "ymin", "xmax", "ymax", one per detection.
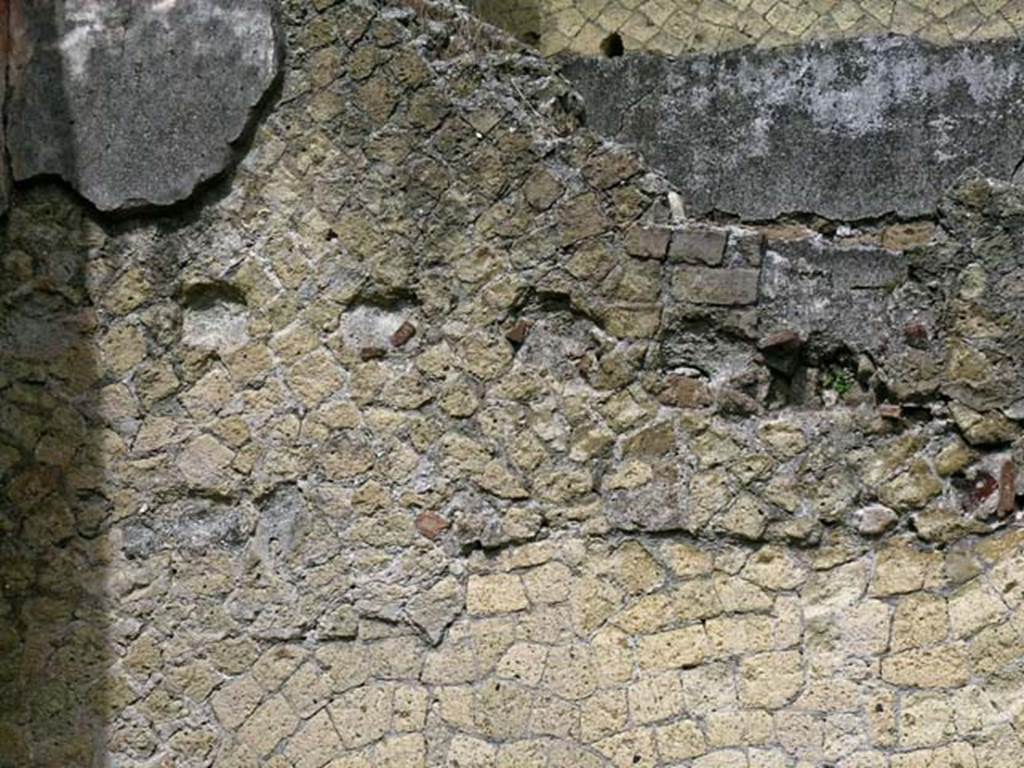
[{"xmin": 823, "ymin": 366, "xmax": 854, "ymax": 397}]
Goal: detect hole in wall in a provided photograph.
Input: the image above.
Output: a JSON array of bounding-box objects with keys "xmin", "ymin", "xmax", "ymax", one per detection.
[
  {"xmin": 600, "ymin": 32, "xmax": 624, "ymax": 58},
  {"xmin": 340, "ymin": 300, "xmax": 417, "ymax": 352},
  {"xmin": 180, "ymin": 281, "xmax": 250, "ymax": 353},
  {"xmin": 181, "ymin": 281, "xmax": 247, "ymax": 310}
]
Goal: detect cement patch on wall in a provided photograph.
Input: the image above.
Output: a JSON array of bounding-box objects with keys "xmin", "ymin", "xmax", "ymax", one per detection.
[{"xmin": 562, "ymin": 35, "xmax": 1024, "ymax": 220}]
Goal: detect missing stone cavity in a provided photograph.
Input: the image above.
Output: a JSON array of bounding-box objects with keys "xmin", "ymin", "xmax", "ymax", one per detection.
[
  {"xmin": 600, "ymin": 32, "xmax": 624, "ymax": 58},
  {"xmin": 180, "ymin": 282, "xmax": 250, "ymax": 353}
]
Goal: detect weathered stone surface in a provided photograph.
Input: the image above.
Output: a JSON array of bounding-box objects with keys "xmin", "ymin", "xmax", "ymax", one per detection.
[
  {"xmin": 669, "ymin": 227, "xmax": 728, "ymax": 266},
  {"xmin": 670, "ymin": 266, "xmax": 760, "ymax": 306},
  {"xmin": 562, "ymin": 36, "xmax": 1024, "ymax": 220},
  {"xmin": 757, "ymin": 239, "xmax": 908, "ymax": 359},
  {"xmin": 7, "ymin": 0, "xmax": 279, "ymax": 211},
  {"xmin": 121, "ymin": 501, "xmax": 249, "ymax": 558},
  {"xmin": 625, "ymin": 226, "xmax": 671, "ymax": 258},
  {"xmin": 5, "ymin": 2, "xmax": 1024, "ymax": 767},
  {"xmin": 853, "ymin": 504, "xmax": 899, "ymax": 535}
]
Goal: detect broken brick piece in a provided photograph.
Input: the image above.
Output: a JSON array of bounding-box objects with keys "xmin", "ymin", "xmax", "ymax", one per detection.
[
  {"xmin": 505, "ymin": 320, "xmax": 532, "ymax": 345},
  {"xmin": 360, "ymin": 346, "xmax": 387, "ymax": 361},
  {"xmin": 391, "ymin": 321, "xmax": 417, "ymax": 348},
  {"xmin": 415, "ymin": 511, "xmax": 449, "ymax": 540},
  {"xmin": 967, "ymin": 471, "xmax": 998, "ymax": 511}
]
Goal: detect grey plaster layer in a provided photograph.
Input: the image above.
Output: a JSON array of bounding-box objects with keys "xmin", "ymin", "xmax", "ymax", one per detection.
[
  {"xmin": 757, "ymin": 239, "xmax": 910, "ymax": 356},
  {"xmin": 561, "ymin": 36, "xmax": 1024, "ymax": 221},
  {"xmin": 7, "ymin": 0, "xmax": 279, "ymax": 212}
]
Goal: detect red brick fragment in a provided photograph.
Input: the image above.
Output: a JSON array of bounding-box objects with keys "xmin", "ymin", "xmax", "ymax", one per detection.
[
  {"xmin": 505, "ymin": 320, "xmax": 532, "ymax": 345},
  {"xmin": 967, "ymin": 471, "xmax": 998, "ymax": 510},
  {"xmin": 878, "ymin": 404, "xmax": 902, "ymax": 419},
  {"xmin": 391, "ymin": 321, "xmax": 416, "ymax": 348},
  {"xmin": 415, "ymin": 512, "xmax": 449, "ymax": 541},
  {"xmin": 360, "ymin": 346, "xmax": 387, "ymax": 361}
]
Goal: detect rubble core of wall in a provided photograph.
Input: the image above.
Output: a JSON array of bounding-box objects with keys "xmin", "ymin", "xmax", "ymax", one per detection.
[
  {"xmin": 1, "ymin": 0, "xmax": 1023, "ymax": 766},
  {"xmin": 473, "ymin": 0, "xmax": 1024, "ymax": 58}
]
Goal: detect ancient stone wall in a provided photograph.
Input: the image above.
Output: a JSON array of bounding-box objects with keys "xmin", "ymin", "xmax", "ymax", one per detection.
[
  {"xmin": 1, "ymin": 1, "xmax": 1023, "ymax": 767},
  {"xmin": 474, "ymin": 0, "xmax": 1024, "ymax": 57}
]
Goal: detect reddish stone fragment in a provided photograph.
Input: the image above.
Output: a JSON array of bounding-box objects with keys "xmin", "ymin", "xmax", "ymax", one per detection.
[
  {"xmin": 878, "ymin": 404, "xmax": 902, "ymax": 419},
  {"xmin": 758, "ymin": 329, "xmax": 802, "ymax": 352},
  {"xmin": 717, "ymin": 387, "xmax": 762, "ymax": 416},
  {"xmin": 505, "ymin": 320, "xmax": 532, "ymax": 345},
  {"xmin": 659, "ymin": 375, "xmax": 713, "ymax": 408},
  {"xmin": 390, "ymin": 321, "xmax": 416, "ymax": 348},
  {"xmin": 359, "ymin": 346, "xmax": 387, "ymax": 361},
  {"xmin": 903, "ymin": 322, "xmax": 929, "ymax": 349},
  {"xmin": 999, "ymin": 460, "xmax": 1016, "ymax": 516},
  {"xmin": 415, "ymin": 512, "xmax": 449, "ymax": 541},
  {"xmin": 967, "ymin": 471, "xmax": 998, "ymax": 510}
]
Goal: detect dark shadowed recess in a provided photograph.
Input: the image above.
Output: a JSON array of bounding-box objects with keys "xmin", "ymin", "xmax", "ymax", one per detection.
[
  {"xmin": 0, "ymin": 0, "xmax": 280, "ymax": 763},
  {"xmin": 0, "ymin": 3, "xmax": 109, "ymax": 761},
  {"xmin": 0, "ymin": 166, "xmax": 110, "ymax": 768}
]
